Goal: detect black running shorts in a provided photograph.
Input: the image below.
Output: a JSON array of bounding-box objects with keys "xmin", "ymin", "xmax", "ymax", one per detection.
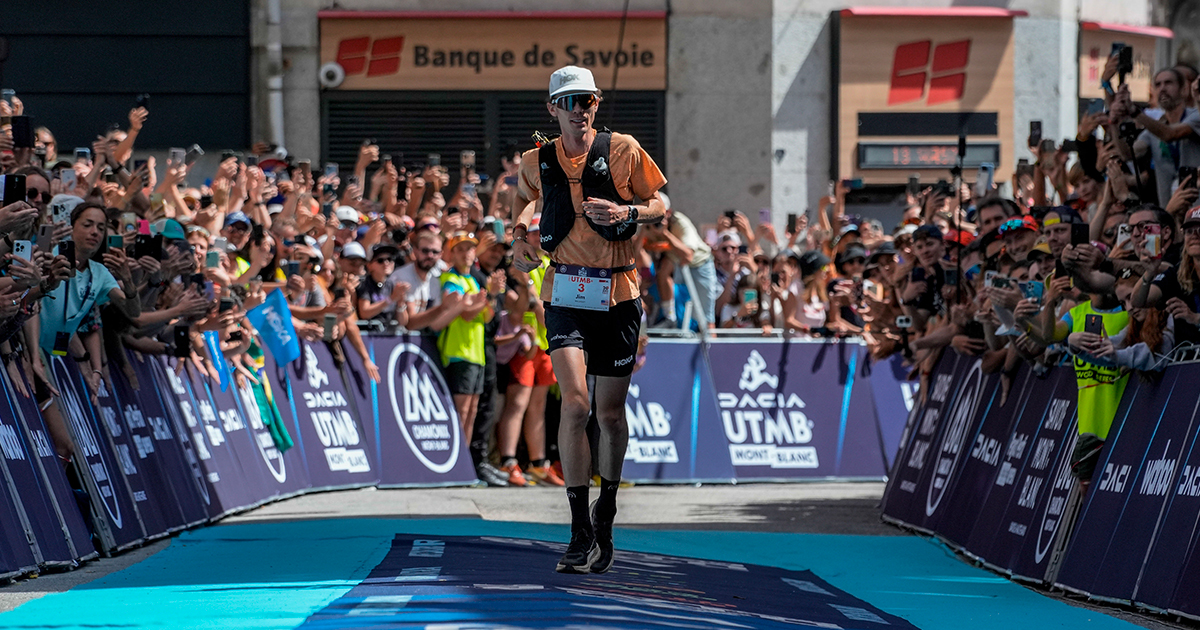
[{"xmin": 545, "ymin": 299, "xmax": 642, "ymax": 378}]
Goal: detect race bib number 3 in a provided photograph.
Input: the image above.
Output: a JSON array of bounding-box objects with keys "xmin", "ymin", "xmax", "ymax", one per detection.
[{"xmin": 551, "ymin": 265, "xmax": 612, "ymax": 311}]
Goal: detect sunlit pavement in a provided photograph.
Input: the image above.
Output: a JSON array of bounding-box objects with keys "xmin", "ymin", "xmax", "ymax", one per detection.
[{"xmin": 0, "ymin": 484, "xmax": 1182, "ymax": 629}]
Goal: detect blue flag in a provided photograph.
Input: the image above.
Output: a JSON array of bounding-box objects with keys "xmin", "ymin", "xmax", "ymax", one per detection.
[
  {"xmin": 202, "ymin": 330, "xmax": 232, "ymax": 392},
  {"xmin": 245, "ymin": 288, "xmax": 302, "ymax": 365}
]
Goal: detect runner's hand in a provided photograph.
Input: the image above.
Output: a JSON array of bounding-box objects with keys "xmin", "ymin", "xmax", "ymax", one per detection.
[
  {"xmin": 582, "ymin": 197, "xmax": 629, "ymax": 226},
  {"xmin": 512, "ymin": 237, "xmax": 543, "ymax": 273}
]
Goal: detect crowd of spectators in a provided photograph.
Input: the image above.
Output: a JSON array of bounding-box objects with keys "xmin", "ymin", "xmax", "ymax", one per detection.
[{"xmin": 2, "ymin": 50, "xmax": 1197, "ymax": 488}]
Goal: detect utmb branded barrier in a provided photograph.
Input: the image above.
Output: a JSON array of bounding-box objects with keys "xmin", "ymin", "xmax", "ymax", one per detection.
[
  {"xmin": 882, "ymin": 349, "xmax": 1200, "ymax": 621},
  {"xmin": 0, "ymin": 334, "xmax": 910, "ymax": 578}
]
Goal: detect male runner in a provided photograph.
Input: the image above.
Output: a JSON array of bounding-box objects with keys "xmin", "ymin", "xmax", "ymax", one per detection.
[{"xmin": 511, "ymin": 65, "xmax": 667, "ymax": 574}]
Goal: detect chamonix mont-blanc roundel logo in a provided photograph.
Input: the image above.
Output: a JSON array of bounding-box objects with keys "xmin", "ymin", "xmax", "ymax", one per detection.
[{"xmin": 386, "ymin": 343, "xmax": 460, "ymax": 473}]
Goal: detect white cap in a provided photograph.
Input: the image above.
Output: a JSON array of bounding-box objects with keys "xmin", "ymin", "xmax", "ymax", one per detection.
[
  {"xmin": 335, "ymin": 206, "xmax": 359, "ymax": 224},
  {"xmin": 549, "ymin": 65, "xmax": 598, "ymax": 100},
  {"xmin": 267, "ymin": 203, "xmax": 284, "ymax": 215},
  {"xmin": 341, "ymin": 242, "xmax": 366, "ymax": 260}
]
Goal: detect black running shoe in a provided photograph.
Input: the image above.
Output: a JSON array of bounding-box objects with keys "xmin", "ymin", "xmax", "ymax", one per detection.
[
  {"xmin": 589, "ymin": 500, "xmax": 615, "ymax": 574},
  {"xmin": 555, "ymin": 527, "xmax": 596, "ymax": 574},
  {"xmin": 475, "ymin": 462, "xmax": 510, "ymax": 487}
]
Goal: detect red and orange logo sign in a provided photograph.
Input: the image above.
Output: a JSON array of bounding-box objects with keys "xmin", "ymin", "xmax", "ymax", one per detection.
[
  {"xmin": 336, "ymin": 36, "xmax": 405, "ymax": 77},
  {"xmin": 888, "ymin": 40, "xmax": 971, "ymax": 105}
]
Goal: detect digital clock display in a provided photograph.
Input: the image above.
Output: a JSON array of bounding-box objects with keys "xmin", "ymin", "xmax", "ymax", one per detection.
[{"xmin": 857, "ymin": 142, "xmax": 1001, "ymax": 170}]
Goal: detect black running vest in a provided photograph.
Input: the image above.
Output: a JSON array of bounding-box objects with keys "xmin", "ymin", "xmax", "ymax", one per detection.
[{"xmin": 537, "ymin": 130, "xmax": 636, "ymax": 253}]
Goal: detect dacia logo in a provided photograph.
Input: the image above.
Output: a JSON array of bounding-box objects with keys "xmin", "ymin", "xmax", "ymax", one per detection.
[
  {"xmin": 738, "ymin": 350, "xmax": 779, "ymax": 391},
  {"xmin": 305, "ymin": 344, "xmax": 329, "ymax": 389}
]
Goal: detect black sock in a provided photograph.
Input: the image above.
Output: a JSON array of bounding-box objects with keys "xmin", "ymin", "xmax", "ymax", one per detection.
[
  {"xmin": 566, "ymin": 485, "xmax": 592, "ymax": 534},
  {"xmin": 596, "ymin": 476, "xmax": 620, "ymax": 522}
]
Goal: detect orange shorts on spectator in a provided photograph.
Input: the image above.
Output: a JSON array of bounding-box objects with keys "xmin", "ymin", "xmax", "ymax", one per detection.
[{"xmin": 510, "ymin": 348, "xmax": 556, "ymax": 387}]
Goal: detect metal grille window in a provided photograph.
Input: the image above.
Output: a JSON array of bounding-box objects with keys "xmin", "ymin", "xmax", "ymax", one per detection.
[{"xmin": 323, "ymin": 91, "xmax": 664, "ymax": 181}]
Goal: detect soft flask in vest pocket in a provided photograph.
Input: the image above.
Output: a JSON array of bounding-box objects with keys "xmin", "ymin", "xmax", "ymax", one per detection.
[{"xmin": 537, "ymin": 130, "xmax": 636, "ymax": 253}]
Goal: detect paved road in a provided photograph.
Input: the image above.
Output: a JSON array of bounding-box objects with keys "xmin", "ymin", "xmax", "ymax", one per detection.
[{"xmin": 0, "ymin": 483, "xmax": 1187, "ymax": 629}]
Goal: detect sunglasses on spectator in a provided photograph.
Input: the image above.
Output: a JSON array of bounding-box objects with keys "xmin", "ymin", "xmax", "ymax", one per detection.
[
  {"xmin": 1184, "ymin": 226, "xmax": 1200, "ymax": 237},
  {"xmin": 1130, "ymin": 221, "xmax": 1160, "ymax": 234},
  {"xmin": 554, "ymin": 93, "xmax": 598, "ymax": 111},
  {"xmin": 373, "ymin": 257, "xmax": 395, "ymax": 264},
  {"xmin": 26, "ymin": 188, "xmax": 50, "ymax": 204}
]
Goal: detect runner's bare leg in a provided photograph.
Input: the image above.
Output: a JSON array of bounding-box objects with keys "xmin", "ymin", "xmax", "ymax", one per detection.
[
  {"xmin": 551, "ymin": 347, "xmax": 592, "ymax": 486},
  {"xmin": 592, "ymin": 374, "xmax": 632, "ymax": 480}
]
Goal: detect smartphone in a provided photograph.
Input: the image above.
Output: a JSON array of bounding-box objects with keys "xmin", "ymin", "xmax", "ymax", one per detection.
[
  {"xmin": 219, "ymin": 297, "xmax": 235, "ymax": 313},
  {"xmin": 504, "ymin": 175, "xmax": 518, "ymax": 186},
  {"xmin": 1039, "ymin": 139, "xmax": 1057, "ymax": 155},
  {"xmin": 133, "ymin": 234, "xmax": 159, "ymax": 260},
  {"xmin": 245, "ymin": 155, "xmax": 258, "ymax": 167},
  {"xmin": 1015, "ymin": 158, "xmax": 1034, "ymax": 179},
  {"xmin": 974, "ymin": 163, "xmax": 994, "ymax": 199},
  {"xmin": 119, "ymin": 211, "xmax": 138, "ymax": 234},
  {"xmin": 1061, "ymin": 140, "xmax": 1080, "ymax": 153},
  {"xmin": 758, "ymin": 207, "xmax": 771, "ymax": 225},
  {"xmin": 132, "ymin": 159, "xmax": 148, "ymax": 185},
  {"xmin": 786, "ymin": 213, "xmax": 798, "ymax": 234},
  {"xmin": 135, "ymin": 93, "xmax": 150, "ymax": 109},
  {"xmin": 724, "ymin": 209, "xmax": 737, "ymax": 221},
  {"xmin": 324, "ymin": 163, "xmax": 338, "ymax": 179},
  {"xmin": 11, "ymin": 240, "xmax": 31, "ymax": 262},
  {"xmin": 251, "ymin": 223, "xmax": 264, "ymax": 244},
  {"xmin": 322, "ymin": 313, "xmax": 337, "ymax": 341},
  {"xmin": 298, "ymin": 159, "xmax": 312, "ymax": 179},
  {"xmin": 895, "ymin": 315, "xmax": 913, "ymax": 329},
  {"xmin": 446, "ymin": 206, "xmax": 460, "ymax": 216},
  {"xmin": 944, "ymin": 268, "xmax": 959, "ymax": 286},
  {"xmin": 911, "ymin": 267, "xmax": 926, "ymax": 283},
  {"xmin": 60, "ymin": 241, "xmax": 75, "ymax": 268},
  {"xmin": 0, "ymin": 89, "xmax": 13, "ymax": 109},
  {"xmin": 10, "ymin": 116, "xmax": 33, "ymax": 149},
  {"xmin": 428, "ymin": 153, "xmax": 441, "ymax": 167},
  {"xmin": 60, "ymin": 168, "xmax": 76, "ymax": 191},
  {"xmin": 286, "ymin": 261, "xmax": 300, "ymax": 276},
  {"xmin": 1019, "ymin": 281, "xmax": 1045, "ymax": 304},
  {"xmin": 203, "ymin": 280, "xmax": 216, "ymax": 301},
  {"xmin": 1084, "ymin": 314, "xmax": 1105, "ymax": 336},
  {"xmin": 205, "ymin": 250, "xmax": 220, "ymax": 268},
  {"xmin": 321, "ymin": 202, "xmax": 334, "ymax": 219},
  {"xmin": 221, "ymin": 149, "xmax": 239, "ymax": 164},
  {"xmin": 984, "ymin": 270, "xmax": 998, "ymax": 286},
  {"xmin": 333, "ymin": 287, "xmax": 347, "ymax": 301},
  {"xmin": 990, "ymin": 275, "xmax": 1011, "ymax": 289},
  {"xmin": 1085, "ymin": 98, "xmax": 1106, "ymax": 117},
  {"xmin": 36, "ymin": 224, "xmax": 52, "ymax": 254},
  {"xmin": 770, "ymin": 272, "xmax": 781, "ymax": 285},
  {"xmin": 460, "ymin": 150, "xmax": 476, "ymax": 171},
  {"xmin": 1071, "ymin": 223, "xmax": 1091, "ymax": 246},
  {"xmin": 1054, "ymin": 258, "xmax": 1068, "ymax": 279},
  {"xmin": 742, "ymin": 288, "xmax": 758, "ymax": 311},
  {"xmin": 0, "ymin": 174, "xmax": 25, "ymax": 206},
  {"xmin": 907, "ymin": 175, "xmax": 920, "ymax": 197},
  {"xmin": 841, "ymin": 178, "xmax": 864, "ymax": 190},
  {"xmin": 1145, "ymin": 224, "xmax": 1162, "ymax": 259},
  {"xmin": 103, "ymin": 168, "xmax": 116, "ymax": 184},
  {"xmin": 1118, "ymin": 46, "xmax": 1134, "ymax": 83},
  {"xmin": 169, "ymin": 147, "xmax": 187, "ymax": 165},
  {"xmin": 106, "ymin": 234, "xmax": 123, "ymax": 250},
  {"xmin": 185, "ymin": 144, "xmax": 204, "ymax": 166},
  {"xmin": 491, "ymin": 220, "xmax": 504, "ymax": 238},
  {"xmin": 1028, "ymin": 121, "xmax": 1043, "ymax": 148},
  {"xmin": 462, "ymin": 183, "xmax": 475, "ymax": 197},
  {"xmin": 74, "ymin": 147, "xmax": 92, "ymax": 164},
  {"xmin": 1111, "ymin": 42, "xmax": 1126, "ymax": 58},
  {"xmin": 212, "ymin": 236, "xmax": 229, "ymax": 254},
  {"xmin": 738, "ymin": 244, "xmax": 749, "ymax": 255},
  {"xmin": 1115, "ymin": 223, "xmax": 1132, "ymax": 250},
  {"xmin": 1179, "ymin": 166, "xmax": 1198, "ymax": 189},
  {"xmin": 173, "ymin": 326, "xmax": 191, "ymax": 358}
]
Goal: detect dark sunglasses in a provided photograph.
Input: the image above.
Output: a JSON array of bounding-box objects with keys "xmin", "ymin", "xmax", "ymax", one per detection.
[
  {"xmin": 26, "ymin": 188, "xmax": 51, "ymax": 204},
  {"xmin": 554, "ymin": 93, "xmax": 598, "ymax": 111}
]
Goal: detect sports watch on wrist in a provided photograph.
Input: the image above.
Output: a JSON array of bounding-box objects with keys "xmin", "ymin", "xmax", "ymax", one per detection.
[{"xmin": 626, "ymin": 205, "xmax": 639, "ymax": 223}]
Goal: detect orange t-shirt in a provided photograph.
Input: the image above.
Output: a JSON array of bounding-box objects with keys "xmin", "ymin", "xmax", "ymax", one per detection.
[{"xmin": 518, "ymin": 131, "xmax": 667, "ymax": 306}]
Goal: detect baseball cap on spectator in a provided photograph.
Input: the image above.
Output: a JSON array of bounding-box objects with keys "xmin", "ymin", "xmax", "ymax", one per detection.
[
  {"xmin": 943, "ymin": 229, "xmax": 975, "ymax": 248},
  {"xmin": 445, "ymin": 231, "xmax": 478, "ymax": 251},
  {"xmin": 549, "ymin": 65, "xmax": 599, "ymax": 100},
  {"xmin": 1182, "ymin": 207, "xmax": 1200, "ymax": 229},
  {"xmin": 335, "ymin": 206, "xmax": 360, "ymax": 227},
  {"xmin": 912, "ymin": 224, "xmax": 943, "ymax": 242},
  {"xmin": 998, "ymin": 215, "xmax": 1039, "ymax": 237},
  {"xmin": 225, "ymin": 211, "xmax": 251, "ymax": 228},
  {"xmin": 267, "ymin": 203, "xmax": 284, "ymax": 215},
  {"xmin": 371, "ymin": 243, "xmax": 399, "ymax": 261},
  {"xmin": 836, "ymin": 244, "xmax": 868, "ymax": 270},
  {"xmin": 415, "ymin": 217, "xmax": 439, "ymax": 232},
  {"xmin": 341, "ymin": 242, "xmax": 367, "ymax": 260},
  {"xmin": 868, "ymin": 241, "xmax": 896, "ymax": 263},
  {"xmin": 48, "ymin": 159, "xmax": 73, "ymax": 171},
  {"xmin": 796, "ymin": 250, "xmax": 830, "ymax": 278},
  {"xmin": 894, "ymin": 224, "xmax": 918, "ymax": 238},
  {"xmin": 718, "ymin": 230, "xmax": 742, "ymax": 248},
  {"xmin": 838, "ymin": 224, "xmax": 861, "ymax": 239},
  {"xmin": 1027, "ymin": 241, "xmax": 1053, "ymax": 263},
  {"xmin": 152, "ymin": 218, "xmax": 187, "ymax": 241}
]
